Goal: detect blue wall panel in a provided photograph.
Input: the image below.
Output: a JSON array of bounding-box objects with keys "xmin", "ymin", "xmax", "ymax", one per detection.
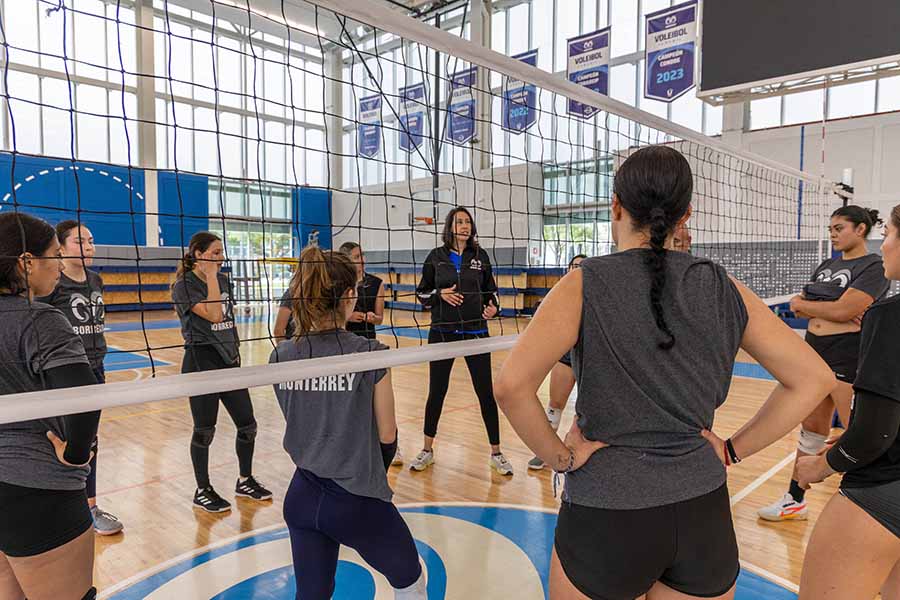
[
  {"xmin": 157, "ymin": 172, "xmax": 209, "ymax": 248},
  {"xmin": 0, "ymin": 153, "xmax": 146, "ymax": 245},
  {"xmin": 292, "ymin": 187, "xmax": 332, "ymax": 252}
]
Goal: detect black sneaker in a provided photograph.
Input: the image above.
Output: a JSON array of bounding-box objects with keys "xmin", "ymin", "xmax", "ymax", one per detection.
[
  {"xmin": 235, "ymin": 476, "xmax": 273, "ymax": 501},
  {"xmin": 193, "ymin": 487, "xmax": 231, "ymax": 513}
]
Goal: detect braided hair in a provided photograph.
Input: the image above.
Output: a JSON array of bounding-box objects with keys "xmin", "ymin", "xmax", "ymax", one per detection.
[{"xmin": 613, "ymin": 146, "xmax": 693, "ymax": 350}]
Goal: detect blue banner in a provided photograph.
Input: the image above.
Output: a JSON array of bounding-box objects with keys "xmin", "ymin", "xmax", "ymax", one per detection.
[
  {"xmin": 566, "ymin": 28, "xmax": 610, "ymax": 119},
  {"xmin": 446, "ymin": 67, "xmax": 477, "ymax": 145},
  {"xmin": 357, "ymin": 95, "xmax": 382, "ymax": 158},
  {"xmin": 644, "ymin": 0, "xmax": 697, "ymax": 102},
  {"xmin": 399, "ymin": 83, "xmax": 426, "ymax": 152},
  {"xmin": 502, "ymin": 50, "xmax": 538, "ymax": 134}
]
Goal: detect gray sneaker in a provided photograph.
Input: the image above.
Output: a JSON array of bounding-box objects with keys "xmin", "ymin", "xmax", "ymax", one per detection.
[
  {"xmin": 91, "ymin": 506, "xmax": 124, "ymax": 536},
  {"xmin": 409, "ymin": 449, "xmax": 434, "ymax": 472},
  {"xmin": 527, "ymin": 455, "xmax": 545, "ymax": 470}
]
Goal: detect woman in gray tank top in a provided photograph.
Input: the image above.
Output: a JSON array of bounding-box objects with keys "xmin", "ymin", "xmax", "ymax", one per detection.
[{"xmin": 496, "ymin": 146, "xmax": 836, "ymax": 600}]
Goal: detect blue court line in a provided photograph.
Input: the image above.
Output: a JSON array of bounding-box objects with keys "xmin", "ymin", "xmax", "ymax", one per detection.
[
  {"xmin": 732, "ymin": 362, "xmax": 775, "ymax": 381},
  {"xmin": 104, "ymin": 347, "xmax": 171, "ymax": 371}
]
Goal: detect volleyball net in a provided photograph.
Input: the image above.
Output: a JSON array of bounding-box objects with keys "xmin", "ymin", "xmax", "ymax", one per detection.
[{"xmin": 0, "ymin": 0, "xmax": 833, "ymax": 422}]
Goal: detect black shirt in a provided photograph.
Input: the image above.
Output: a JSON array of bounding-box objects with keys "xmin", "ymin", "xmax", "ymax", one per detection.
[
  {"xmin": 807, "ymin": 253, "xmax": 890, "ymax": 302},
  {"xmin": 171, "ymin": 272, "xmax": 240, "ymax": 365},
  {"xmin": 415, "ymin": 245, "xmax": 499, "ymax": 333},
  {"xmin": 841, "ymin": 294, "xmax": 900, "ymax": 489},
  {"xmin": 37, "ymin": 270, "xmax": 107, "ymax": 369},
  {"xmin": 347, "ymin": 273, "xmax": 383, "ymax": 340}
]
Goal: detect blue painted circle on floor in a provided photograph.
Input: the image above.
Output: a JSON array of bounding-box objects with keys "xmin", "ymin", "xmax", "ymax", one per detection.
[{"xmin": 107, "ymin": 504, "xmax": 796, "ymax": 600}]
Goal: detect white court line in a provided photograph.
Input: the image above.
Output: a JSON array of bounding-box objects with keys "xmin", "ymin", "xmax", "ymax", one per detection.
[{"xmin": 730, "ymin": 451, "xmax": 797, "ymax": 507}]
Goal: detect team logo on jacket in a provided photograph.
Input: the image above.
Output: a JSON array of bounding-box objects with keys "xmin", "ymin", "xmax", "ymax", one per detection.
[
  {"xmin": 815, "ymin": 268, "xmax": 852, "ymax": 288},
  {"xmin": 469, "ymin": 259, "xmax": 483, "ymax": 271}
]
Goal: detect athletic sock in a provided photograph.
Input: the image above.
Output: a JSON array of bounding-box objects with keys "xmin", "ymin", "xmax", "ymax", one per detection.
[{"xmin": 788, "ymin": 479, "xmax": 806, "ymax": 503}]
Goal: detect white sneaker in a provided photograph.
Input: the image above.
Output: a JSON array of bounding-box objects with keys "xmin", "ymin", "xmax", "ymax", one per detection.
[
  {"xmin": 391, "ymin": 448, "xmax": 404, "ymax": 467},
  {"xmin": 490, "ymin": 453, "xmax": 514, "ymax": 476},
  {"xmin": 527, "ymin": 455, "xmax": 545, "ymax": 470},
  {"xmin": 757, "ymin": 492, "xmax": 808, "ymax": 521},
  {"xmin": 409, "ymin": 449, "xmax": 434, "ymax": 472}
]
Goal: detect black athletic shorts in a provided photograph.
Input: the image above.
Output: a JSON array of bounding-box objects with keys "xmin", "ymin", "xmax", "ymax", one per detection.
[
  {"xmin": 805, "ymin": 331, "xmax": 860, "ymax": 384},
  {"xmin": 555, "ymin": 483, "xmax": 739, "ymax": 599},
  {"xmin": 842, "ymin": 481, "xmax": 900, "ymax": 538},
  {"xmin": 0, "ymin": 481, "xmax": 92, "ymax": 557},
  {"xmin": 559, "ymin": 351, "xmax": 572, "ymax": 368}
]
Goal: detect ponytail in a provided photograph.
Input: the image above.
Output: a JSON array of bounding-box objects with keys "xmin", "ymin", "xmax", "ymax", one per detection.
[
  {"xmin": 613, "ymin": 145, "xmax": 693, "ymax": 350},
  {"xmin": 646, "ymin": 208, "xmax": 676, "ymax": 350},
  {"xmin": 832, "ymin": 205, "xmax": 883, "ymax": 237},
  {"xmin": 289, "ymin": 245, "xmax": 358, "ymax": 336},
  {"xmin": 173, "ymin": 231, "xmax": 220, "ymax": 285}
]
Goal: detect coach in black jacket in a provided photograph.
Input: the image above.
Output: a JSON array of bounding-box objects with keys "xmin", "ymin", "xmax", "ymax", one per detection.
[{"xmin": 409, "ymin": 207, "xmax": 513, "ymax": 476}]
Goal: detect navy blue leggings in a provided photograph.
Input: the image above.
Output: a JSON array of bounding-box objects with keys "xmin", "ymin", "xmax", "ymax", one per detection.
[{"xmin": 283, "ymin": 469, "xmax": 421, "ymax": 600}]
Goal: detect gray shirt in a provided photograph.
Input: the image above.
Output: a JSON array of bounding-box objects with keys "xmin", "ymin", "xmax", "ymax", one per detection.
[
  {"xmin": 172, "ymin": 272, "xmax": 240, "ymax": 365},
  {"xmin": 567, "ymin": 250, "xmax": 748, "ymax": 509},
  {"xmin": 0, "ymin": 295, "xmax": 91, "ymax": 490},
  {"xmin": 810, "ymin": 253, "xmax": 889, "ymax": 301},
  {"xmin": 270, "ymin": 330, "xmax": 391, "ymax": 501},
  {"xmin": 37, "ymin": 270, "xmax": 107, "ymax": 369}
]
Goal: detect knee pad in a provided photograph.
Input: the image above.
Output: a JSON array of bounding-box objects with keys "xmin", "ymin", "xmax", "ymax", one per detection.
[
  {"xmin": 82, "ymin": 587, "xmax": 97, "ymax": 600},
  {"xmin": 191, "ymin": 426, "xmax": 216, "ymax": 449},
  {"xmin": 236, "ymin": 422, "xmax": 257, "ymax": 444},
  {"xmin": 798, "ymin": 427, "xmax": 827, "ymax": 455}
]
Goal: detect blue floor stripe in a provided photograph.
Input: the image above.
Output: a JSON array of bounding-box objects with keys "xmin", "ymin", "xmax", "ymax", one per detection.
[
  {"xmin": 104, "ymin": 347, "xmax": 171, "ymax": 371},
  {"xmin": 732, "ymin": 362, "xmax": 775, "ymax": 381}
]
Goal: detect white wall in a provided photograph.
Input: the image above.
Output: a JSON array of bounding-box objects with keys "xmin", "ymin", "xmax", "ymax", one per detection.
[
  {"xmin": 332, "ymin": 162, "xmax": 544, "ymax": 265},
  {"xmin": 739, "ymin": 110, "xmax": 900, "ymax": 219}
]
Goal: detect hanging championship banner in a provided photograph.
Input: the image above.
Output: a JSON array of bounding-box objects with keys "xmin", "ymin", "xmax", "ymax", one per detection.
[
  {"xmin": 357, "ymin": 95, "xmax": 382, "ymax": 158},
  {"xmin": 446, "ymin": 67, "xmax": 477, "ymax": 145},
  {"xmin": 566, "ymin": 27, "xmax": 610, "ymax": 119},
  {"xmin": 398, "ymin": 83, "xmax": 426, "ymax": 153},
  {"xmin": 644, "ymin": 0, "xmax": 698, "ymax": 102},
  {"xmin": 502, "ymin": 50, "xmax": 538, "ymax": 134}
]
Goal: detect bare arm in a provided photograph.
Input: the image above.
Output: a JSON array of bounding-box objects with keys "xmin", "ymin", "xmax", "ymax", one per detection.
[
  {"xmin": 273, "ymin": 306, "xmax": 291, "ymax": 340},
  {"xmin": 728, "ymin": 278, "xmax": 837, "ymax": 461},
  {"xmin": 190, "ymin": 262, "xmax": 225, "ymax": 323},
  {"xmin": 792, "ymin": 288, "xmax": 875, "ymax": 323},
  {"xmin": 373, "ymin": 370, "xmax": 397, "ymax": 444},
  {"xmin": 495, "ymin": 270, "xmax": 605, "ymax": 471},
  {"xmin": 368, "ymin": 281, "xmax": 385, "ymax": 325}
]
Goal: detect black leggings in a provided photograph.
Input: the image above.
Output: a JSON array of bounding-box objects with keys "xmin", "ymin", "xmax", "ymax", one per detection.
[
  {"xmin": 424, "ymin": 329, "xmax": 500, "ymax": 446},
  {"xmin": 182, "ymin": 345, "xmax": 257, "ymax": 489}
]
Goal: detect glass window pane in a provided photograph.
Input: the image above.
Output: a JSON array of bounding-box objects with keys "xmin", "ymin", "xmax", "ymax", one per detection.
[
  {"xmin": 7, "ymin": 72, "xmax": 41, "ymax": 154},
  {"xmin": 265, "ymin": 121, "xmax": 286, "ymax": 183},
  {"xmin": 670, "ymin": 91, "xmax": 703, "ymax": 132},
  {"xmin": 492, "ymin": 8, "xmax": 507, "ymax": 53},
  {"xmin": 532, "ymin": 0, "xmax": 553, "ymax": 71},
  {"xmin": 750, "ymin": 96, "xmax": 781, "ymax": 129},
  {"xmin": 555, "ymin": 0, "xmax": 580, "ymax": 72},
  {"xmin": 508, "ymin": 5, "xmax": 529, "ymax": 55},
  {"xmin": 165, "ymin": 21, "xmax": 193, "ymax": 99},
  {"xmin": 42, "ymin": 79, "xmax": 73, "ymax": 158},
  {"xmin": 108, "ymin": 91, "xmax": 137, "ymax": 165},
  {"xmin": 878, "ymin": 76, "xmax": 900, "ymax": 113},
  {"xmin": 307, "ymin": 130, "xmax": 325, "ymax": 186},
  {"xmin": 704, "ymin": 102, "xmax": 723, "ymax": 136},
  {"xmin": 194, "ymin": 107, "xmax": 218, "ymax": 176},
  {"xmin": 611, "ymin": 0, "xmax": 637, "ymax": 57},
  {"xmin": 217, "ymin": 36, "xmax": 243, "ymax": 109},
  {"xmin": 829, "ymin": 80, "xmax": 875, "ymax": 120},
  {"xmin": 74, "ymin": 0, "xmax": 108, "ymax": 81},
  {"xmin": 107, "ymin": 6, "xmax": 136, "ymax": 87},
  {"xmin": 783, "ymin": 89, "xmax": 823, "ymax": 126},
  {"xmin": 40, "ymin": 3, "xmax": 72, "ymax": 72},
  {"xmin": 76, "ymin": 84, "xmax": 108, "ymax": 162},
  {"xmin": 264, "ymin": 49, "xmax": 286, "ymax": 117},
  {"xmin": 610, "ymin": 62, "xmax": 636, "ymax": 106},
  {"xmin": 583, "ymin": 0, "xmax": 597, "ymax": 32},
  {"xmin": 192, "ymin": 37, "xmax": 215, "ymax": 104},
  {"xmin": 219, "ymin": 112, "xmax": 243, "ymax": 179},
  {"xmin": 5, "ymin": 1, "xmax": 39, "ymax": 67}
]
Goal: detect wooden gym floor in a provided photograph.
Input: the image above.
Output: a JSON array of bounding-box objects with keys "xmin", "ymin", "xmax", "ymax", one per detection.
[{"xmin": 86, "ymin": 308, "xmax": 832, "ymax": 598}]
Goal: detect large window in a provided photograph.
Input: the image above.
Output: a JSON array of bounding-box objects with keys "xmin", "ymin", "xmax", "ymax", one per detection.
[{"xmin": 209, "ymin": 180, "xmax": 294, "ymax": 302}]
